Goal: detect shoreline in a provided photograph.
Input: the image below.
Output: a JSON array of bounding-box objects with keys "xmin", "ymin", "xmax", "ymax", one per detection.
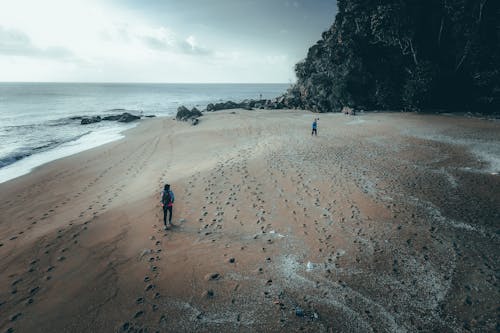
[
  {"xmin": 0, "ymin": 121, "xmax": 142, "ymax": 184},
  {"xmin": 0, "ymin": 109, "xmax": 498, "ymax": 332},
  {"xmin": 0, "ymin": 109, "xmax": 500, "ymax": 184}
]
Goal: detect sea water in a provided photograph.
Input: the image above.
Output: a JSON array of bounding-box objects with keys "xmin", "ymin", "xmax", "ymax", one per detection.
[{"xmin": 0, "ymin": 82, "xmax": 289, "ymax": 183}]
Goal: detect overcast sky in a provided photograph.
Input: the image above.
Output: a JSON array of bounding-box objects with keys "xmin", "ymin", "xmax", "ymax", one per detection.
[{"xmin": 0, "ymin": 0, "xmax": 336, "ymax": 83}]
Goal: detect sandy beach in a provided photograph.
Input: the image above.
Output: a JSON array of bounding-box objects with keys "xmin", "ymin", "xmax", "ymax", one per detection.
[{"xmin": 0, "ymin": 109, "xmax": 498, "ymax": 332}]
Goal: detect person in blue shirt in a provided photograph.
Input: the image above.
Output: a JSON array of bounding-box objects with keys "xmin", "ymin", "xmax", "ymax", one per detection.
[
  {"xmin": 312, "ymin": 118, "xmax": 318, "ymax": 136},
  {"xmin": 160, "ymin": 184, "xmax": 175, "ymax": 230}
]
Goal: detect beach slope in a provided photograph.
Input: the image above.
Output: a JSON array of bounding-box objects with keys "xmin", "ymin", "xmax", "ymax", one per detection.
[{"xmin": 0, "ymin": 110, "xmax": 499, "ymax": 332}]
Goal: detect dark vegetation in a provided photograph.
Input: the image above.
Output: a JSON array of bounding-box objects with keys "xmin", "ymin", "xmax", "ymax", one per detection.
[{"xmin": 284, "ymin": 0, "xmax": 500, "ymax": 113}]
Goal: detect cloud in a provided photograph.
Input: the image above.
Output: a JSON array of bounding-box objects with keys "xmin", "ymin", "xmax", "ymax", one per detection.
[
  {"xmin": 285, "ymin": 1, "xmax": 300, "ymax": 8},
  {"xmin": 136, "ymin": 27, "xmax": 212, "ymax": 56},
  {"xmin": 0, "ymin": 26, "xmax": 74, "ymax": 60}
]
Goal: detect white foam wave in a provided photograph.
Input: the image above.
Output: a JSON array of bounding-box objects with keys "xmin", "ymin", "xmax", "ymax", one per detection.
[{"xmin": 0, "ymin": 124, "xmax": 136, "ymax": 184}]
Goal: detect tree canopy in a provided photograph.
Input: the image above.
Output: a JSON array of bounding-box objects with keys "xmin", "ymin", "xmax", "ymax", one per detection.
[{"xmin": 288, "ymin": 0, "xmax": 500, "ymax": 113}]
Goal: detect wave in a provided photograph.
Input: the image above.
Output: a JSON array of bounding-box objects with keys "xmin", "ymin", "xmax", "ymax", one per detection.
[{"xmin": 0, "ymin": 132, "xmax": 91, "ymax": 169}]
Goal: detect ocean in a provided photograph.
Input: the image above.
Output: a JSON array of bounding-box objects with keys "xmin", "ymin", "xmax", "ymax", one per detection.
[{"xmin": 0, "ymin": 82, "xmax": 289, "ymax": 183}]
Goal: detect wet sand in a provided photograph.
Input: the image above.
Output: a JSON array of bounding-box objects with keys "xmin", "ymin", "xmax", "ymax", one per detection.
[{"xmin": 0, "ymin": 109, "xmax": 499, "ymax": 332}]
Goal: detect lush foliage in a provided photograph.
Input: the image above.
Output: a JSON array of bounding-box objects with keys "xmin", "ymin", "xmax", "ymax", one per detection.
[{"xmin": 290, "ymin": 0, "xmax": 500, "ymax": 113}]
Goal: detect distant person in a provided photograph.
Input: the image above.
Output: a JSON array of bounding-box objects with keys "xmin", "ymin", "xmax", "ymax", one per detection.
[
  {"xmin": 160, "ymin": 184, "xmax": 175, "ymax": 230},
  {"xmin": 312, "ymin": 118, "xmax": 318, "ymax": 136}
]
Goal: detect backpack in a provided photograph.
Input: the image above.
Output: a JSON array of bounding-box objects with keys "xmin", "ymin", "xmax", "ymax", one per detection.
[{"xmin": 162, "ymin": 190, "xmax": 172, "ymax": 206}]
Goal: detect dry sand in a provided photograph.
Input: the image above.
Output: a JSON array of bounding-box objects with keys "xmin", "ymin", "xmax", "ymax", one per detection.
[{"xmin": 0, "ymin": 109, "xmax": 498, "ymax": 332}]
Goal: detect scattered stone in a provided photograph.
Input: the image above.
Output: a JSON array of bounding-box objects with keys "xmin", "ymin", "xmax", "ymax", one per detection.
[
  {"xmin": 203, "ymin": 289, "xmax": 215, "ymax": 298},
  {"xmin": 295, "ymin": 307, "xmax": 304, "ymax": 317},
  {"xmin": 228, "ymin": 258, "xmax": 235, "ymax": 263},
  {"xmin": 133, "ymin": 311, "xmax": 144, "ymax": 319}
]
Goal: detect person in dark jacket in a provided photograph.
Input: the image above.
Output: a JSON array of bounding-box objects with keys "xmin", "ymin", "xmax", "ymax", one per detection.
[
  {"xmin": 312, "ymin": 118, "xmax": 318, "ymax": 136},
  {"xmin": 160, "ymin": 184, "xmax": 175, "ymax": 230}
]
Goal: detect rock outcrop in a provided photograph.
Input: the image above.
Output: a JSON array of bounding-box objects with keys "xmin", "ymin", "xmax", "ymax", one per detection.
[
  {"xmin": 176, "ymin": 106, "xmax": 203, "ymax": 124},
  {"xmin": 80, "ymin": 116, "xmax": 101, "ymax": 125},
  {"xmin": 282, "ymin": 0, "xmax": 500, "ymax": 113},
  {"xmin": 117, "ymin": 113, "xmax": 141, "ymax": 123},
  {"xmin": 80, "ymin": 112, "xmax": 142, "ymax": 125}
]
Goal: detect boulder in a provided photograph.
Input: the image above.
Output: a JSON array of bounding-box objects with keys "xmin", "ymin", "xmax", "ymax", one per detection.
[
  {"xmin": 80, "ymin": 116, "xmax": 101, "ymax": 125},
  {"xmin": 102, "ymin": 115, "xmax": 122, "ymax": 121},
  {"xmin": 118, "ymin": 113, "xmax": 141, "ymax": 122},
  {"xmin": 206, "ymin": 103, "xmax": 215, "ymax": 112},
  {"xmin": 176, "ymin": 106, "xmax": 203, "ymax": 121}
]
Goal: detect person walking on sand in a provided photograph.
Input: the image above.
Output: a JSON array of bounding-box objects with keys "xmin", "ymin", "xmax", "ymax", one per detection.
[
  {"xmin": 312, "ymin": 118, "xmax": 318, "ymax": 136},
  {"xmin": 160, "ymin": 184, "xmax": 175, "ymax": 230}
]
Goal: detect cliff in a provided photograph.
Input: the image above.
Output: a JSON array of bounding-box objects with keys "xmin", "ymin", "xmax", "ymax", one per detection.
[{"xmin": 286, "ymin": 0, "xmax": 500, "ymax": 113}]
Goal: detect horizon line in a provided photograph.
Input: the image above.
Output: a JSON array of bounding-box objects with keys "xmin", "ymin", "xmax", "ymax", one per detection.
[{"xmin": 0, "ymin": 81, "xmax": 293, "ymax": 85}]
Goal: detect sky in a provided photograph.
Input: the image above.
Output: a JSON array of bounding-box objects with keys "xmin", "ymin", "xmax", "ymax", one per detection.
[{"xmin": 0, "ymin": 0, "xmax": 336, "ymax": 83}]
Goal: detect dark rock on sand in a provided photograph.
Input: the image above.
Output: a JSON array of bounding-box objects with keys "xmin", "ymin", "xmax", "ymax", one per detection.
[{"xmin": 176, "ymin": 106, "xmax": 203, "ymax": 123}]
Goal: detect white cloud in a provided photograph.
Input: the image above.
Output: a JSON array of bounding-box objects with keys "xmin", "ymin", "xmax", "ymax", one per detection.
[
  {"xmin": 0, "ymin": 26, "xmax": 74, "ymax": 59},
  {"xmin": 0, "ymin": 0, "xmax": 292, "ymax": 82}
]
